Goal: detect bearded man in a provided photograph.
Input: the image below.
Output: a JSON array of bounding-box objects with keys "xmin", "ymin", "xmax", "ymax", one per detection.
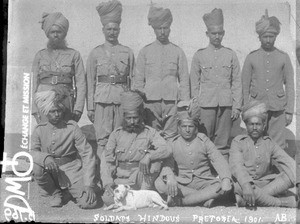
[
  {"xmin": 100, "ymin": 91, "xmax": 170, "ymax": 206},
  {"xmin": 32, "ymin": 12, "xmax": 86, "ymax": 123}
]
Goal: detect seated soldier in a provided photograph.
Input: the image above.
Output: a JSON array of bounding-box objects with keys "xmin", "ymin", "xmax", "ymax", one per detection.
[
  {"xmin": 31, "ymin": 89, "xmax": 98, "ymax": 208},
  {"xmin": 230, "ymin": 100, "xmax": 296, "ymax": 208},
  {"xmin": 155, "ymin": 99, "xmax": 232, "ymax": 207},
  {"xmin": 100, "ymin": 91, "xmax": 171, "ymax": 206}
]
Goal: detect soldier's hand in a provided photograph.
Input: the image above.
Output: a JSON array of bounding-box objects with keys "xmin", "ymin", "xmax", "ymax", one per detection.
[
  {"xmin": 73, "ymin": 110, "xmax": 82, "ymax": 122},
  {"xmin": 285, "ymin": 113, "xmax": 293, "ymax": 126},
  {"xmin": 87, "ymin": 110, "xmax": 95, "ymax": 123},
  {"xmin": 44, "ymin": 156, "xmax": 59, "ymax": 173},
  {"xmin": 84, "ymin": 186, "xmax": 96, "ymax": 204},
  {"xmin": 104, "ymin": 184, "xmax": 114, "ymax": 197},
  {"xmin": 220, "ymin": 178, "xmax": 232, "ymax": 195},
  {"xmin": 167, "ymin": 176, "xmax": 178, "ymax": 197},
  {"xmin": 231, "ymin": 109, "xmax": 240, "ymax": 121},
  {"xmin": 33, "ymin": 113, "xmax": 41, "ymax": 124},
  {"xmin": 139, "ymin": 154, "xmax": 151, "ymax": 175},
  {"xmin": 241, "ymin": 182, "xmax": 255, "ymax": 207}
]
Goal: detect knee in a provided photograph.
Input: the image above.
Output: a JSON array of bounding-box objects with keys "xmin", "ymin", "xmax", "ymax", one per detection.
[
  {"xmin": 154, "ymin": 177, "xmax": 167, "ymax": 194},
  {"xmin": 32, "ymin": 163, "xmax": 44, "ymax": 178}
]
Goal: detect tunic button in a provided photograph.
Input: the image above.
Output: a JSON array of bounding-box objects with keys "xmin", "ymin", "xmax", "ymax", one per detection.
[
  {"xmin": 52, "ymin": 132, "xmax": 55, "ymax": 135},
  {"xmin": 267, "ymin": 70, "xmax": 269, "ymax": 73},
  {"xmin": 267, "ymin": 61, "xmax": 270, "ymax": 64},
  {"xmin": 215, "ymin": 66, "xmax": 218, "ymax": 68},
  {"xmin": 52, "ymin": 141, "xmax": 55, "ymax": 145},
  {"xmin": 189, "ymin": 152, "xmax": 192, "ymax": 155},
  {"xmin": 191, "ymin": 161, "xmax": 194, "ymax": 164},
  {"xmin": 129, "ymin": 151, "xmax": 132, "ymax": 154},
  {"xmin": 52, "ymin": 151, "xmax": 55, "ymax": 154},
  {"xmin": 256, "ymin": 165, "xmax": 259, "ymax": 168},
  {"xmin": 192, "ymin": 170, "xmax": 194, "ymax": 173},
  {"xmin": 267, "ymin": 53, "xmax": 270, "ymax": 56},
  {"xmin": 255, "ymin": 146, "xmax": 258, "ymax": 149},
  {"xmin": 266, "ymin": 79, "xmax": 269, "ymax": 82},
  {"xmin": 266, "ymin": 89, "xmax": 269, "ymax": 91}
]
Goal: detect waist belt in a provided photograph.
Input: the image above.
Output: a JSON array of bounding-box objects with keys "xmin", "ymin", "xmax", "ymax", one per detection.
[
  {"xmin": 39, "ymin": 72, "xmax": 73, "ymax": 85},
  {"xmin": 118, "ymin": 161, "xmax": 139, "ymax": 170},
  {"xmin": 53, "ymin": 154, "xmax": 77, "ymax": 166},
  {"xmin": 97, "ymin": 75, "xmax": 127, "ymax": 84}
]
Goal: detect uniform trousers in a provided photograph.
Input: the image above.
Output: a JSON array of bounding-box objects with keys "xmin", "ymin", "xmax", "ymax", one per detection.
[
  {"xmin": 33, "ymin": 163, "xmax": 97, "ymax": 209},
  {"xmin": 266, "ymin": 110, "xmax": 286, "ymax": 150},
  {"xmin": 94, "ymin": 103, "xmax": 123, "ymax": 156},
  {"xmin": 233, "ymin": 172, "xmax": 293, "ymax": 207},
  {"xmin": 144, "ymin": 100, "xmax": 177, "ymax": 140},
  {"xmin": 199, "ymin": 106, "xmax": 232, "ymax": 159}
]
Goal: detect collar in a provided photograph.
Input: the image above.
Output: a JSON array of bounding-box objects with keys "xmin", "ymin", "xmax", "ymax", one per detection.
[
  {"xmin": 104, "ymin": 41, "xmax": 119, "ymax": 48},
  {"xmin": 208, "ymin": 43, "xmax": 223, "ymax": 51}
]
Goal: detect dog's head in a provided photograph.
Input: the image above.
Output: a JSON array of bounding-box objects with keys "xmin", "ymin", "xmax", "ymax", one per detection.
[{"xmin": 113, "ymin": 184, "xmax": 131, "ymax": 202}]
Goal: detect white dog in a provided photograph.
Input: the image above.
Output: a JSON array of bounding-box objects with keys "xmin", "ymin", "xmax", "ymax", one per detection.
[{"xmin": 104, "ymin": 184, "xmax": 168, "ymax": 212}]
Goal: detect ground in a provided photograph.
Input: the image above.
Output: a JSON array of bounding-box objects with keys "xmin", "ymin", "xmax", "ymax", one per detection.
[{"xmin": 0, "ymin": 171, "xmax": 299, "ymax": 224}]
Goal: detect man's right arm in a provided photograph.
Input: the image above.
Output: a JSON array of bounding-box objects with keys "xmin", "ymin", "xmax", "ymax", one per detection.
[
  {"xmin": 100, "ymin": 131, "xmax": 118, "ymax": 187},
  {"xmin": 132, "ymin": 49, "xmax": 146, "ymax": 93},
  {"xmin": 241, "ymin": 55, "xmax": 253, "ymax": 105},
  {"xmin": 190, "ymin": 52, "xmax": 201, "ymax": 98},
  {"xmin": 31, "ymin": 52, "xmax": 41, "ymax": 116},
  {"xmin": 86, "ymin": 50, "xmax": 96, "ymax": 112},
  {"xmin": 30, "ymin": 127, "xmax": 51, "ymax": 167}
]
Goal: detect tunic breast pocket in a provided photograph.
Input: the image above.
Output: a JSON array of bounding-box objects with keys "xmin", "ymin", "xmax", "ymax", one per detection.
[
  {"xmin": 200, "ymin": 65, "xmax": 212, "ymax": 78},
  {"xmin": 167, "ymin": 61, "xmax": 178, "ymax": 76},
  {"xmin": 145, "ymin": 60, "xmax": 156, "ymax": 75},
  {"xmin": 222, "ymin": 64, "xmax": 232, "ymax": 77},
  {"xmin": 61, "ymin": 64, "xmax": 73, "ymax": 73},
  {"xmin": 96, "ymin": 61, "xmax": 109, "ymax": 76},
  {"xmin": 134, "ymin": 137, "xmax": 149, "ymax": 155}
]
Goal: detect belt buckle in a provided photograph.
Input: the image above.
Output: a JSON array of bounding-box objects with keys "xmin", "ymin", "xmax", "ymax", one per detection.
[
  {"xmin": 51, "ymin": 76, "xmax": 58, "ymax": 85},
  {"xmin": 110, "ymin": 75, "xmax": 116, "ymax": 85}
]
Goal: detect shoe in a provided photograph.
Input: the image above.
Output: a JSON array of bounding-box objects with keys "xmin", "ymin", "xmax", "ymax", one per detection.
[
  {"xmin": 50, "ymin": 191, "xmax": 63, "ymax": 207},
  {"xmin": 235, "ymin": 194, "xmax": 246, "ymax": 207},
  {"xmin": 280, "ymin": 196, "xmax": 297, "ymax": 208},
  {"xmin": 203, "ymin": 199, "xmax": 215, "ymax": 208},
  {"xmin": 167, "ymin": 195, "xmax": 182, "ymax": 207}
]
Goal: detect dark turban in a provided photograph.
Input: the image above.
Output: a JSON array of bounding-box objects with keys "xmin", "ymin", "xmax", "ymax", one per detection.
[
  {"xmin": 203, "ymin": 8, "xmax": 224, "ymax": 30},
  {"xmin": 256, "ymin": 9, "xmax": 281, "ymax": 36},
  {"xmin": 120, "ymin": 91, "xmax": 144, "ymax": 113},
  {"xmin": 41, "ymin": 12, "xmax": 69, "ymax": 36},
  {"xmin": 148, "ymin": 6, "xmax": 173, "ymax": 28},
  {"xmin": 242, "ymin": 100, "xmax": 268, "ymax": 122},
  {"xmin": 177, "ymin": 98, "xmax": 201, "ymax": 123},
  {"xmin": 34, "ymin": 89, "xmax": 67, "ymax": 115},
  {"xmin": 96, "ymin": 0, "xmax": 122, "ymax": 26}
]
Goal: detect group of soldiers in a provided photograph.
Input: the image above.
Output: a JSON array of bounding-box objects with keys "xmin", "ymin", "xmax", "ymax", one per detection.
[{"xmin": 30, "ymin": 0, "xmax": 299, "ymax": 210}]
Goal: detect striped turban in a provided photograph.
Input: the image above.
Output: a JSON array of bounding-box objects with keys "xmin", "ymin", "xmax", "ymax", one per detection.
[
  {"xmin": 96, "ymin": 0, "xmax": 122, "ymax": 26},
  {"xmin": 120, "ymin": 91, "xmax": 144, "ymax": 113},
  {"xmin": 148, "ymin": 6, "xmax": 173, "ymax": 28},
  {"xmin": 34, "ymin": 89, "xmax": 67, "ymax": 115},
  {"xmin": 256, "ymin": 9, "xmax": 281, "ymax": 36},
  {"xmin": 242, "ymin": 100, "xmax": 268, "ymax": 122},
  {"xmin": 41, "ymin": 12, "xmax": 69, "ymax": 36},
  {"xmin": 203, "ymin": 8, "xmax": 224, "ymax": 30}
]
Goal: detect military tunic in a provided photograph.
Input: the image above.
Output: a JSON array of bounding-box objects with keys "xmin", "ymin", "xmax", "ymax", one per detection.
[
  {"xmin": 101, "ymin": 125, "xmax": 170, "ymax": 188},
  {"xmin": 31, "ymin": 120, "xmax": 96, "ymax": 187},
  {"xmin": 133, "ymin": 40, "xmax": 190, "ymax": 139},
  {"xmin": 242, "ymin": 48, "xmax": 295, "ymax": 149},
  {"xmin": 32, "ymin": 48, "xmax": 86, "ymax": 121},
  {"xmin": 86, "ymin": 42, "xmax": 134, "ymax": 149},
  {"xmin": 229, "ymin": 134, "xmax": 295, "ymax": 189},
  {"xmin": 190, "ymin": 44, "xmax": 242, "ymax": 155},
  {"xmin": 167, "ymin": 133, "xmax": 231, "ymax": 188}
]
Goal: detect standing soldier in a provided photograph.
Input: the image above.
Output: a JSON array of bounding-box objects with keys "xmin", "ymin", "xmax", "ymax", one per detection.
[
  {"xmin": 242, "ymin": 10, "xmax": 295, "ymax": 150},
  {"xmin": 86, "ymin": 0, "xmax": 134, "ymax": 158},
  {"xmin": 190, "ymin": 8, "xmax": 242, "ymax": 160},
  {"xmin": 32, "ymin": 12, "xmax": 86, "ymax": 123},
  {"xmin": 133, "ymin": 5, "xmax": 190, "ymax": 140}
]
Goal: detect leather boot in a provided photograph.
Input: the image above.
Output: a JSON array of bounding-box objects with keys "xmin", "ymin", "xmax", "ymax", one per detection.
[{"xmin": 50, "ymin": 189, "xmax": 63, "ymax": 207}]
